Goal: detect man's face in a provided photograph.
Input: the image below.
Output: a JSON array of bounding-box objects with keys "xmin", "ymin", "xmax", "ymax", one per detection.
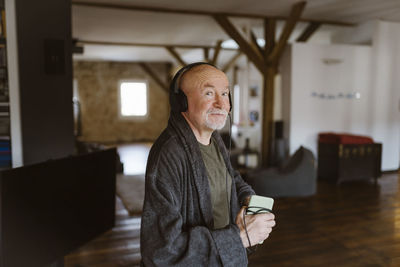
[{"xmin": 181, "ymin": 66, "xmax": 230, "ymax": 135}]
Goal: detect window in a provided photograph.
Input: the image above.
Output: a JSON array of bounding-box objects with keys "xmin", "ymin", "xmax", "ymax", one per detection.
[{"xmin": 119, "ymin": 80, "xmax": 148, "ymax": 118}]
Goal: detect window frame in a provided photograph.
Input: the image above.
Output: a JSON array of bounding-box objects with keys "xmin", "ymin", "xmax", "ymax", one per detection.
[{"xmin": 118, "ymin": 79, "xmax": 149, "ymax": 120}]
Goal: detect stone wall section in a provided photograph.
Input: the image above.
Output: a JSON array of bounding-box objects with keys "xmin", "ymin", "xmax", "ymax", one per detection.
[{"xmin": 74, "ymin": 61, "xmax": 170, "ymax": 143}]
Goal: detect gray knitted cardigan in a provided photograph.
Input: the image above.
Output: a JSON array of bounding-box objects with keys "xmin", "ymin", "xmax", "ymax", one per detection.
[{"xmin": 140, "ymin": 112, "xmax": 255, "ymax": 266}]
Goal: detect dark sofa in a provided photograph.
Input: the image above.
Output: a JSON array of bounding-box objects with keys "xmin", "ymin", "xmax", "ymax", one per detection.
[{"xmin": 245, "ymin": 146, "xmax": 317, "ymax": 198}]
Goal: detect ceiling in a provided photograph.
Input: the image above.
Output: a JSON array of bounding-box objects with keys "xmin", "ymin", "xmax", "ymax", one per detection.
[{"xmin": 72, "ymin": 0, "xmax": 400, "ymax": 64}]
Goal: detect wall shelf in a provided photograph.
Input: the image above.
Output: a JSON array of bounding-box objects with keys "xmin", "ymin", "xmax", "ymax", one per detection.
[{"xmin": 0, "ymin": 3, "xmax": 11, "ymax": 168}]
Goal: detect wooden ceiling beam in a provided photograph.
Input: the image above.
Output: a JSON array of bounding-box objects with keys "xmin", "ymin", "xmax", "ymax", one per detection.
[
  {"xmin": 222, "ymin": 51, "xmax": 242, "ymax": 73},
  {"xmin": 72, "ymin": 1, "xmax": 354, "ymax": 27},
  {"xmin": 296, "ymin": 22, "xmax": 321, "ymax": 42},
  {"xmin": 77, "ymin": 39, "xmax": 237, "ymax": 51},
  {"xmin": 138, "ymin": 63, "xmax": 169, "ymax": 92},
  {"xmin": 267, "ymin": 1, "xmax": 306, "ymax": 65},
  {"xmin": 165, "ymin": 46, "xmax": 187, "ymax": 66},
  {"xmin": 211, "ymin": 40, "xmax": 223, "ymax": 65},
  {"xmin": 250, "ymin": 30, "xmax": 264, "ymax": 60},
  {"xmin": 214, "ymin": 14, "xmax": 264, "ymax": 73}
]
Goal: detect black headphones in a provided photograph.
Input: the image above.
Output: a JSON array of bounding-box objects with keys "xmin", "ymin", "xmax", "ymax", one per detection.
[{"xmin": 169, "ymin": 62, "xmax": 232, "ymax": 113}]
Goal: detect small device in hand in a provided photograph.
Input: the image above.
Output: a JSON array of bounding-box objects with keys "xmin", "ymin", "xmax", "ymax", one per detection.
[
  {"xmin": 246, "ymin": 195, "xmax": 274, "ymax": 244},
  {"xmin": 246, "ymin": 195, "xmax": 274, "ymax": 215}
]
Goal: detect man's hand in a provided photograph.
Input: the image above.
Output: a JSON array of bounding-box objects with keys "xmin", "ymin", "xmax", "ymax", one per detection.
[{"xmin": 235, "ymin": 206, "xmax": 276, "ymax": 248}]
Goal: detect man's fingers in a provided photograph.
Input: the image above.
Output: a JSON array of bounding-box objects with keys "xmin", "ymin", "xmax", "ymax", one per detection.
[
  {"xmin": 265, "ymin": 213, "xmax": 275, "ymax": 220},
  {"xmin": 254, "ymin": 212, "xmax": 275, "ymax": 222},
  {"xmin": 266, "ymin": 219, "xmax": 276, "ymax": 227}
]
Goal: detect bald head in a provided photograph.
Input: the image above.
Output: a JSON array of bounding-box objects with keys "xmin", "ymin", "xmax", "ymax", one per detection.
[{"xmin": 179, "ymin": 64, "xmax": 229, "ymax": 95}]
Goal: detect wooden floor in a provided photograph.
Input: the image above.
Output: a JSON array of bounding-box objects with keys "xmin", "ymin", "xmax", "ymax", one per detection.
[
  {"xmin": 65, "ymin": 144, "xmax": 400, "ymax": 266},
  {"xmin": 65, "ymin": 196, "xmax": 142, "ymax": 267},
  {"xmin": 249, "ymin": 173, "xmax": 400, "ymax": 267}
]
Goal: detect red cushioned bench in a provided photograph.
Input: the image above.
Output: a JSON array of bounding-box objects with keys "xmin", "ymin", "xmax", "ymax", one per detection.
[{"xmin": 317, "ymin": 133, "xmax": 382, "ymax": 184}]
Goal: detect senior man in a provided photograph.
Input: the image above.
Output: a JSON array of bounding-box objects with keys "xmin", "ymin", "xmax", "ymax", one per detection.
[{"xmin": 140, "ymin": 62, "xmax": 275, "ymax": 266}]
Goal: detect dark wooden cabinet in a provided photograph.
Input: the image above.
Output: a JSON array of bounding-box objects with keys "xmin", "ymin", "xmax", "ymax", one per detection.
[
  {"xmin": 318, "ymin": 143, "xmax": 382, "ymax": 184},
  {"xmin": 0, "ymin": 149, "xmax": 116, "ymax": 267}
]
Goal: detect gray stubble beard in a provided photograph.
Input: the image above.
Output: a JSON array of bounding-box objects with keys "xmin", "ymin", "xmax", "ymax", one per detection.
[{"xmin": 205, "ymin": 109, "xmax": 228, "ymax": 130}]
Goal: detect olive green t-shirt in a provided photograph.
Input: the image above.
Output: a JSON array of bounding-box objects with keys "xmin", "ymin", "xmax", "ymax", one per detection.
[{"xmin": 199, "ymin": 138, "xmax": 232, "ymax": 229}]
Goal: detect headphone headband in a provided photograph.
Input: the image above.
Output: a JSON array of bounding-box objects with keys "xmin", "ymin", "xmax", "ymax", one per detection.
[{"xmin": 171, "ymin": 62, "xmax": 216, "ymax": 94}]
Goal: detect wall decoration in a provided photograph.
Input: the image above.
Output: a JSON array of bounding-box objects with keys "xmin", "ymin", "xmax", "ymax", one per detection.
[
  {"xmin": 249, "ymin": 110, "xmax": 259, "ymax": 123},
  {"xmin": 322, "ymin": 58, "xmax": 343, "ymax": 65},
  {"xmin": 311, "ymin": 91, "xmax": 361, "ymax": 100},
  {"xmin": 249, "ymin": 85, "xmax": 259, "ymax": 97}
]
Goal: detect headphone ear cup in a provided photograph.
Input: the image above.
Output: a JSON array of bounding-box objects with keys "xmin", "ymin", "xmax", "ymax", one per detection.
[
  {"xmin": 169, "ymin": 78, "xmax": 188, "ymax": 112},
  {"xmin": 177, "ymin": 89, "xmax": 188, "ymax": 112},
  {"xmin": 169, "ymin": 87, "xmax": 179, "ymax": 113},
  {"xmin": 170, "ymin": 89, "xmax": 188, "ymax": 112}
]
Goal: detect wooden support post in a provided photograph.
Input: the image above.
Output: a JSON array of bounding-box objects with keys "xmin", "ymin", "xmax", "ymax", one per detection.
[
  {"xmin": 233, "ymin": 65, "xmax": 239, "ymax": 86},
  {"xmin": 259, "ymin": 18, "xmax": 277, "ymax": 167},
  {"xmin": 261, "ymin": 66, "xmax": 276, "ymax": 167},
  {"xmin": 213, "ymin": 14, "xmax": 265, "ymax": 73},
  {"xmin": 211, "ymin": 40, "xmax": 223, "ymax": 65},
  {"xmin": 260, "ymin": 1, "xmax": 305, "ymax": 166},
  {"xmin": 138, "ymin": 62, "xmax": 169, "ymax": 93},
  {"xmin": 296, "ymin": 22, "xmax": 321, "ymax": 42},
  {"xmin": 165, "ymin": 46, "xmax": 187, "ymax": 66},
  {"xmin": 264, "ymin": 18, "xmax": 276, "ymax": 58}
]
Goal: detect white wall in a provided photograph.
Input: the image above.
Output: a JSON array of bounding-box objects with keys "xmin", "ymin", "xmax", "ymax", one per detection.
[
  {"xmin": 369, "ymin": 21, "xmax": 400, "ymax": 170},
  {"xmin": 285, "ymin": 43, "xmax": 373, "ymax": 155},
  {"xmin": 282, "ymin": 21, "xmax": 400, "ymax": 171}
]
